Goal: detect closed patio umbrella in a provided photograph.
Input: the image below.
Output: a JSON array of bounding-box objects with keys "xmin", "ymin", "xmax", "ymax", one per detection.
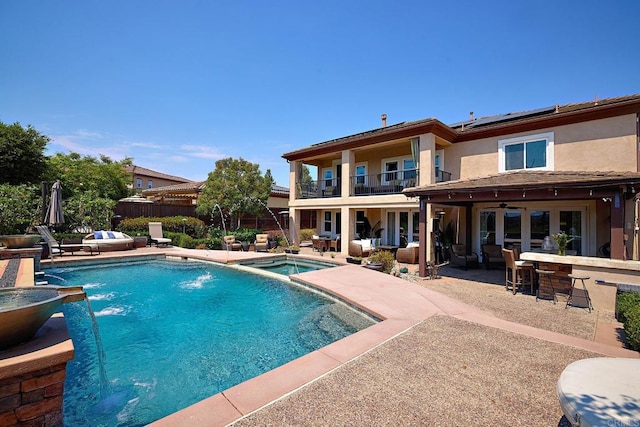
[
  {"xmin": 633, "ymin": 197, "xmax": 640, "ymax": 261},
  {"xmin": 46, "ymin": 180, "xmax": 65, "ymax": 227}
]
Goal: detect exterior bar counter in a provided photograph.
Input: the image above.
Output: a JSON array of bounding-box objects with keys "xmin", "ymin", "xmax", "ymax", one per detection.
[{"xmin": 520, "ymin": 252, "xmax": 640, "ymax": 318}]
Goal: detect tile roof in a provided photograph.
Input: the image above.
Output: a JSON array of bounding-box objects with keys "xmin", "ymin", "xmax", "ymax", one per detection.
[
  {"xmin": 404, "ymin": 171, "xmax": 640, "ymax": 196},
  {"xmin": 142, "ymin": 182, "xmax": 289, "ymax": 197},
  {"xmin": 125, "ymin": 165, "xmax": 193, "ymax": 183},
  {"xmin": 283, "ymin": 94, "xmax": 640, "ymax": 159}
]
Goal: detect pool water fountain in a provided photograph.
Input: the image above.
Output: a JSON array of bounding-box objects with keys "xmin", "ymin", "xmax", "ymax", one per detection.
[{"xmin": 0, "ymin": 285, "xmax": 86, "ymax": 350}]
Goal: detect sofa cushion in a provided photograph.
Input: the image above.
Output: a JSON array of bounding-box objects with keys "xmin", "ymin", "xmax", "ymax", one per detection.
[{"xmin": 361, "ymin": 239, "xmax": 372, "ymax": 251}]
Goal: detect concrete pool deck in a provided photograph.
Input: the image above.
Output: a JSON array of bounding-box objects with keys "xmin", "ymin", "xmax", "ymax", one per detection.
[{"xmin": 41, "ymin": 247, "xmax": 639, "ymax": 425}]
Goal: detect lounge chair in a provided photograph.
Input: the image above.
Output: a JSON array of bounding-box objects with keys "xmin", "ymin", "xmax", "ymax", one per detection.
[
  {"xmin": 449, "ymin": 244, "xmax": 478, "ymax": 269},
  {"xmin": 254, "ymin": 234, "xmax": 269, "ymax": 252},
  {"xmin": 222, "ymin": 235, "xmax": 242, "ymax": 251},
  {"xmin": 148, "ymin": 222, "xmax": 172, "ymax": 247},
  {"xmin": 329, "ymin": 236, "xmax": 341, "ymax": 252},
  {"xmin": 35, "ymin": 225, "xmax": 99, "ymax": 257},
  {"xmin": 396, "ymin": 245, "xmax": 419, "ymax": 264}
]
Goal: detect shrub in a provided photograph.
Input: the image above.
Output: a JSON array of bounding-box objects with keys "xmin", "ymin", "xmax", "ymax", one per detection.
[
  {"xmin": 367, "ymin": 250, "xmax": 395, "ymax": 274},
  {"xmin": 233, "ymin": 228, "xmax": 260, "ymax": 243},
  {"xmin": 617, "ymin": 292, "xmax": 640, "ymax": 323},
  {"xmin": 624, "ymin": 304, "xmax": 640, "ymax": 351},
  {"xmin": 117, "ymin": 216, "xmax": 207, "ymax": 238},
  {"xmin": 299, "ymin": 228, "xmax": 316, "ymax": 241}
]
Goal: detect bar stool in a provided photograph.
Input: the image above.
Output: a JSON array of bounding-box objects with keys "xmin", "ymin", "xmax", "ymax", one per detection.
[
  {"xmin": 566, "ymin": 274, "xmax": 593, "ymax": 312},
  {"xmin": 535, "ymin": 269, "xmax": 556, "ymax": 303}
]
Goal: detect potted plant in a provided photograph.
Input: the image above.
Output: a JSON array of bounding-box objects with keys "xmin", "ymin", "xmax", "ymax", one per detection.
[
  {"xmin": 346, "ymin": 256, "xmax": 362, "ymax": 264},
  {"xmin": 284, "ymin": 245, "xmax": 300, "ymax": 254},
  {"xmin": 552, "ymin": 231, "xmax": 572, "ymax": 256}
]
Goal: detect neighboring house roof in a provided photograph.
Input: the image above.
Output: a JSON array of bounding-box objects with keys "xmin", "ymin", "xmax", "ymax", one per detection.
[
  {"xmin": 142, "ymin": 182, "xmax": 289, "ymax": 199},
  {"xmin": 125, "ymin": 165, "xmax": 193, "ymax": 183},
  {"xmin": 283, "ymin": 94, "xmax": 640, "ymax": 160}
]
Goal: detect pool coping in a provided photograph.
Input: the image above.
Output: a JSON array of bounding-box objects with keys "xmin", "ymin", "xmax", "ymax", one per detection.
[{"xmin": 42, "ymin": 248, "xmax": 638, "ymax": 426}]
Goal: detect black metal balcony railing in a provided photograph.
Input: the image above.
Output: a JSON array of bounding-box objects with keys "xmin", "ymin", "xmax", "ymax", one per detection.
[
  {"xmin": 436, "ymin": 169, "xmax": 452, "ymax": 182},
  {"xmin": 351, "ymin": 170, "xmax": 417, "ymax": 196},
  {"xmin": 295, "ymin": 169, "xmax": 451, "ymax": 199},
  {"xmin": 296, "ymin": 178, "xmax": 341, "ymax": 199}
]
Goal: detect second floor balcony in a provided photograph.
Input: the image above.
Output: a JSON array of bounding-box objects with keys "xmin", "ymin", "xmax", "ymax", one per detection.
[{"xmin": 295, "ymin": 169, "xmax": 452, "ymax": 200}]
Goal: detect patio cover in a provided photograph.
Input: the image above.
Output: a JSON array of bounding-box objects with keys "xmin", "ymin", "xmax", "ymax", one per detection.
[{"xmin": 404, "ymin": 170, "xmax": 640, "ymax": 265}]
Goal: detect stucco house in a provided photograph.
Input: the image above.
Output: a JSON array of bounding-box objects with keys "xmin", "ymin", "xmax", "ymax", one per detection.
[
  {"xmin": 283, "ymin": 94, "xmax": 640, "ymax": 277},
  {"xmin": 124, "ymin": 165, "xmax": 193, "ymax": 193}
]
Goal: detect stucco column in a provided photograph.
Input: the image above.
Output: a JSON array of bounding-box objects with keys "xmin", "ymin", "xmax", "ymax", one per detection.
[
  {"xmin": 419, "ymin": 134, "xmax": 435, "ymax": 186},
  {"xmin": 420, "ymin": 199, "xmax": 435, "ymax": 277},
  {"xmin": 288, "ymin": 207, "xmax": 300, "ymax": 246},
  {"xmin": 340, "ymin": 206, "xmax": 350, "ymax": 255},
  {"xmin": 289, "ymin": 160, "xmax": 298, "ymax": 202},
  {"xmin": 341, "ymin": 150, "xmax": 354, "ymax": 198}
]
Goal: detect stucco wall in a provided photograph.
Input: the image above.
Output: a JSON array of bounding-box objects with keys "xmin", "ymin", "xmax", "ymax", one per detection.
[{"xmin": 444, "ymin": 114, "xmax": 637, "ymax": 179}]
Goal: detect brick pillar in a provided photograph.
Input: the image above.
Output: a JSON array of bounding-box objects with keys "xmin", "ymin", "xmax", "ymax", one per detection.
[{"xmin": 0, "ymin": 363, "xmax": 67, "ymax": 426}]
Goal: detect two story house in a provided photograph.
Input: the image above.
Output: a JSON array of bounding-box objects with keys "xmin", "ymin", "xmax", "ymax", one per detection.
[{"xmin": 283, "ymin": 94, "xmax": 640, "ymax": 277}]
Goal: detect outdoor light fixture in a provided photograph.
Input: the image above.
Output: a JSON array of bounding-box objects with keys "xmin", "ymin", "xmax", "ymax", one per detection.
[
  {"xmin": 494, "ymin": 190, "xmax": 498, "ymax": 197},
  {"xmin": 554, "ymin": 188, "xmax": 558, "ymax": 196},
  {"xmin": 522, "ymin": 191, "xmax": 526, "ymax": 198}
]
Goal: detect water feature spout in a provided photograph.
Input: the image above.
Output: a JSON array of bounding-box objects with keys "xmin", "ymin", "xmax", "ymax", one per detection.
[{"xmin": 0, "ymin": 285, "xmax": 86, "ymax": 350}]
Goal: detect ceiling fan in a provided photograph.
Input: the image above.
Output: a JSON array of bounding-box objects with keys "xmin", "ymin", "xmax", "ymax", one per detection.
[{"xmin": 488, "ymin": 202, "xmax": 525, "ymax": 210}]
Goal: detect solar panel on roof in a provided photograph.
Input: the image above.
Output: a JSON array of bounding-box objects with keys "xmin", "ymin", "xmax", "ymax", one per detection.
[{"xmin": 464, "ymin": 106, "xmax": 556, "ymax": 129}]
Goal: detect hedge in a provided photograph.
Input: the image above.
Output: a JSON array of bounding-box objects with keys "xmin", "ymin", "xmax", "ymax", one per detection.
[{"xmin": 116, "ymin": 216, "xmax": 207, "ymax": 238}]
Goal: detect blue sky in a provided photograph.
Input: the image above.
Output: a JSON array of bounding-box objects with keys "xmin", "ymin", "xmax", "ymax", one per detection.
[{"xmin": 1, "ymin": 1, "xmax": 639, "ymax": 186}]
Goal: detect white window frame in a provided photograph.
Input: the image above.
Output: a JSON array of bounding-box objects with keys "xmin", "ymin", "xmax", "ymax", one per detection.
[
  {"xmin": 147, "ymin": 180, "xmax": 153, "ymax": 189},
  {"xmin": 355, "ymin": 162, "xmax": 368, "ymax": 185},
  {"xmin": 322, "ymin": 168, "xmax": 333, "ymax": 189},
  {"xmin": 498, "ymin": 132, "xmax": 554, "ymax": 173},
  {"xmin": 382, "ymin": 156, "xmax": 413, "ymax": 184},
  {"xmin": 136, "ymin": 178, "xmax": 142, "ymax": 189},
  {"xmin": 323, "ymin": 211, "xmax": 332, "ymax": 234}
]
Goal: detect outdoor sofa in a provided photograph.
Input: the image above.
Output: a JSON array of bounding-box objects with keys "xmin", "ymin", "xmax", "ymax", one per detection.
[{"xmin": 83, "ymin": 231, "xmax": 134, "ymax": 252}]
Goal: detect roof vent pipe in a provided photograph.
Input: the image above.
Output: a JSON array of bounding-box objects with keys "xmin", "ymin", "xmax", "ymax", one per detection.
[
  {"xmin": 470, "ymin": 111, "xmax": 474, "ymax": 121},
  {"xmin": 381, "ymin": 113, "xmax": 387, "ymax": 127}
]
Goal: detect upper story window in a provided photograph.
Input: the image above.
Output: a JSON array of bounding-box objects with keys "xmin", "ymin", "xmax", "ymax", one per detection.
[
  {"xmin": 383, "ymin": 157, "xmax": 416, "ymax": 183},
  {"xmin": 498, "ymin": 132, "xmax": 554, "ymax": 172},
  {"xmin": 355, "ymin": 164, "xmax": 367, "ymax": 184},
  {"xmin": 147, "ymin": 180, "xmax": 153, "ymax": 189},
  {"xmin": 136, "ymin": 178, "xmax": 142, "ymax": 189},
  {"xmin": 323, "ymin": 169, "xmax": 333, "ymax": 188}
]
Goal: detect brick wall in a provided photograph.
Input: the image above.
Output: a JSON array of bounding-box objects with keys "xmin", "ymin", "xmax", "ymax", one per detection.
[{"xmin": 0, "ymin": 363, "xmax": 67, "ymax": 426}]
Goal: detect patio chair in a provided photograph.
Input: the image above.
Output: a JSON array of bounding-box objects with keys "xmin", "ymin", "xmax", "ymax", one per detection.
[
  {"xmin": 503, "ymin": 248, "xmax": 534, "ymax": 294},
  {"xmin": 481, "ymin": 244, "xmax": 505, "ymax": 269},
  {"xmin": 148, "ymin": 222, "xmax": 172, "ymax": 247},
  {"xmin": 329, "ymin": 236, "xmax": 341, "ymax": 252},
  {"xmin": 222, "ymin": 235, "xmax": 242, "ymax": 251},
  {"xmin": 254, "ymin": 234, "xmax": 269, "ymax": 252},
  {"xmin": 35, "ymin": 225, "xmax": 99, "ymax": 257},
  {"xmin": 449, "ymin": 244, "xmax": 478, "ymax": 269},
  {"xmin": 312, "ymin": 238, "xmax": 324, "ymax": 252},
  {"xmin": 396, "ymin": 246, "xmax": 419, "ymax": 264}
]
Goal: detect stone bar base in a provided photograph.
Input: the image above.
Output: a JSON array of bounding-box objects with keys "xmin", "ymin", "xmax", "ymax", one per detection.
[{"xmin": 0, "ymin": 315, "xmax": 74, "ymax": 426}]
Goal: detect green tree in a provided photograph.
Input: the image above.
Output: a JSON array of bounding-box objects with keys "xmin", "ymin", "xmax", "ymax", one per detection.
[
  {"xmin": 0, "ymin": 122, "xmax": 49, "ymax": 185},
  {"xmin": 0, "ymin": 184, "xmax": 41, "ymax": 234},
  {"xmin": 46, "ymin": 153, "xmax": 133, "ymax": 232},
  {"xmin": 301, "ymin": 164, "xmax": 313, "ymax": 186},
  {"xmin": 196, "ymin": 157, "xmax": 274, "ymax": 230},
  {"xmin": 47, "ymin": 153, "xmax": 133, "ymax": 200}
]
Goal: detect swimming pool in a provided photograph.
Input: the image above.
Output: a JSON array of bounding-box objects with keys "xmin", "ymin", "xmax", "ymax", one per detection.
[
  {"xmin": 48, "ymin": 259, "xmax": 374, "ymax": 426},
  {"xmin": 239, "ymin": 257, "xmax": 337, "ymax": 276}
]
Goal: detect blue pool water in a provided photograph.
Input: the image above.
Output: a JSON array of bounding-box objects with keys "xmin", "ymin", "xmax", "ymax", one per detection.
[
  {"xmin": 48, "ymin": 259, "xmax": 373, "ymax": 426},
  {"xmin": 241, "ymin": 258, "xmax": 336, "ymax": 276}
]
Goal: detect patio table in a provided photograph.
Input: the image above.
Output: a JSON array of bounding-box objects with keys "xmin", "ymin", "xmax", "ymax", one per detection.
[{"xmin": 558, "ymin": 357, "xmax": 640, "ymax": 426}]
